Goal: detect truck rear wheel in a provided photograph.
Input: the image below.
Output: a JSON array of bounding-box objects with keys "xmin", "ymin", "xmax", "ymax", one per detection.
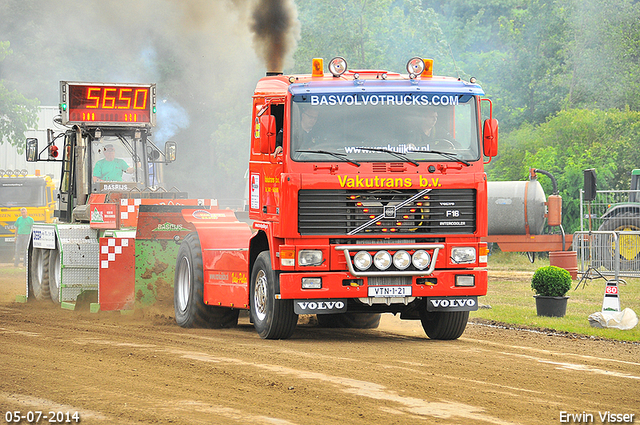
[
  {"xmin": 250, "ymin": 251, "xmax": 298, "ymax": 339},
  {"xmin": 174, "ymin": 233, "xmax": 239, "ymax": 328},
  {"xmin": 316, "ymin": 313, "xmax": 381, "ymax": 329},
  {"xmin": 29, "ymin": 247, "xmax": 51, "ymax": 301},
  {"xmin": 419, "ymin": 310, "xmax": 469, "ymax": 340}
]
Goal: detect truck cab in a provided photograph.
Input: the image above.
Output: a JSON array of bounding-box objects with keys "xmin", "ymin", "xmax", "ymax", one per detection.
[{"xmin": 241, "ymin": 57, "xmax": 498, "ymax": 339}]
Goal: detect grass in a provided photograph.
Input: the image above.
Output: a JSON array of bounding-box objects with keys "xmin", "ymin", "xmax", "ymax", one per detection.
[{"xmin": 472, "ymin": 251, "xmax": 640, "ymax": 342}]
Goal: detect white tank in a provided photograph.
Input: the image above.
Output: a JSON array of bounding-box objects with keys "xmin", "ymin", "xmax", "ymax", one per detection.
[{"xmin": 487, "ymin": 179, "xmax": 547, "ymax": 235}]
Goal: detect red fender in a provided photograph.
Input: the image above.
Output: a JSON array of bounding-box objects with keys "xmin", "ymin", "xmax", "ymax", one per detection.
[{"xmin": 182, "ymin": 209, "xmax": 253, "ymax": 309}]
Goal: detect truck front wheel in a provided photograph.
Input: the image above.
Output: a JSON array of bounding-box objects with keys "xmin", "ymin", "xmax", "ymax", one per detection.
[
  {"xmin": 174, "ymin": 233, "xmax": 239, "ymax": 328},
  {"xmin": 29, "ymin": 247, "xmax": 51, "ymax": 301},
  {"xmin": 419, "ymin": 310, "xmax": 469, "ymax": 340},
  {"xmin": 250, "ymin": 251, "xmax": 298, "ymax": 339}
]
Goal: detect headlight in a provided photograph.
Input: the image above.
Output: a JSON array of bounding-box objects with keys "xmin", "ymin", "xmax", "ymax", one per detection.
[
  {"xmin": 406, "ymin": 57, "xmax": 425, "ymax": 76},
  {"xmin": 393, "ymin": 250, "xmax": 411, "ymax": 270},
  {"xmin": 373, "ymin": 251, "xmax": 392, "ymax": 270},
  {"xmin": 412, "ymin": 250, "xmax": 431, "ymax": 270},
  {"xmin": 354, "ymin": 251, "xmax": 372, "ymax": 270},
  {"xmin": 451, "ymin": 247, "xmax": 476, "ymax": 264},
  {"xmin": 298, "ymin": 250, "xmax": 323, "ymax": 266},
  {"xmin": 455, "ymin": 275, "xmax": 475, "ymax": 287},
  {"xmin": 328, "ymin": 57, "xmax": 347, "ymax": 77},
  {"xmin": 302, "ymin": 277, "xmax": 322, "ymax": 289}
]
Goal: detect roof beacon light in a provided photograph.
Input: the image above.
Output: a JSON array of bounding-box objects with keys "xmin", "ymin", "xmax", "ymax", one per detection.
[
  {"xmin": 312, "ymin": 58, "xmax": 324, "ymax": 77},
  {"xmin": 407, "ymin": 57, "xmax": 425, "ymax": 78},
  {"xmin": 328, "ymin": 57, "xmax": 347, "ymax": 77},
  {"xmin": 421, "ymin": 58, "xmax": 434, "ymax": 78}
]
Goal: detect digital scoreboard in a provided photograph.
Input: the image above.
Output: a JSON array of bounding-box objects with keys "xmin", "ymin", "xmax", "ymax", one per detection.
[{"xmin": 60, "ymin": 82, "xmax": 156, "ymax": 126}]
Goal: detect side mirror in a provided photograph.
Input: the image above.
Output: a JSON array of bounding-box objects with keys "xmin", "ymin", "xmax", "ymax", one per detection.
[
  {"xmin": 483, "ymin": 118, "xmax": 498, "ymax": 157},
  {"xmin": 26, "ymin": 138, "xmax": 38, "ymax": 162},
  {"xmin": 165, "ymin": 141, "xmax": 176, "ymax": 162},
  {"xmin": 259, "ymin": 115, "xmax": 276, "ymax": 154}
]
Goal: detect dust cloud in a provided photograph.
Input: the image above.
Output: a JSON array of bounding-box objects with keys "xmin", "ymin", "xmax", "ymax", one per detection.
[{"xmin": 0, "ymin": 0, "xmax": 300, "ymax": 201}]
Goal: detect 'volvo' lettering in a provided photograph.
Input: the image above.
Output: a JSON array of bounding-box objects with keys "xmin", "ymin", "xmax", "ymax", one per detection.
[{"xmin": 426, "ymin": 296, "xmax": 478, "ymax": 312}]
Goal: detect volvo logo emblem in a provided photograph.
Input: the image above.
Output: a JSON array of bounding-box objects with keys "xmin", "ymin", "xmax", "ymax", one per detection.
[{"xmin": 384, "ymin": 205, "xmax": 396, "ymax": 218}]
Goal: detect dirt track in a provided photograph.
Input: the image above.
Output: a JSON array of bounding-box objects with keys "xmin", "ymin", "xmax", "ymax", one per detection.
[{"xmin": 0, "ymin": 267, "xmax": 638, "ymax": 425}]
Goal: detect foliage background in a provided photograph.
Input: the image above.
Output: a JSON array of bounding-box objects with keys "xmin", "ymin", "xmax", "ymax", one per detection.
[{"xmin": 1, "ymin": 0, "xmax": 639, "ymax": 228}]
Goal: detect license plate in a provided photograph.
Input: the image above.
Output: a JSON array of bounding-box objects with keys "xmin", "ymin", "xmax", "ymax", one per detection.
[{"xmin": 368, "ymin": 286, "xmax": 412, "ymax": 297}]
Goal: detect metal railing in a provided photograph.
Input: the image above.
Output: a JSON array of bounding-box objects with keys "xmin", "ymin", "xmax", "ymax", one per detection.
[
  {"xmin": 576, "ymin": 189, "xmax": 640, "ymax": 282},
  {"xmin": 579, "ymin": 189, "xmax": 640, "ymax": 232}
]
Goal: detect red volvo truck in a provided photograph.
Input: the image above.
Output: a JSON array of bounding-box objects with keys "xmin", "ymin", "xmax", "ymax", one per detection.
[{"xmin": 174, "ymin": 57, "xmax": 498, "ymax": 340}]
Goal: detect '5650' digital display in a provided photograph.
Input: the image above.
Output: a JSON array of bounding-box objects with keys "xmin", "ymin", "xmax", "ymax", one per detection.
[{"xmin": 60, "ymin": 82, "xmax": 156, "ymax": 126}]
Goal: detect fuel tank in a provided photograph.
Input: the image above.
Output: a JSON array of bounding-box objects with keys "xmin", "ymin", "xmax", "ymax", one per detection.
[{"xmin": 487, "ymin": 179, "xmax": 547, "ymax": 235}]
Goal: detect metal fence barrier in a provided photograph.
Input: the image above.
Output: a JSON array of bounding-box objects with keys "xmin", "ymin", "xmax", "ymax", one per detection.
[
  {"xmin": 580, "ymin": 189, "xmax": 640, "ymax": 232},
  {"xmin": 576, "ymin": 189, "xmax": 640, "ymax": 283},
  {"xmin": 573, "ymin": 230, "xmax": 640, "ymax": 283}
]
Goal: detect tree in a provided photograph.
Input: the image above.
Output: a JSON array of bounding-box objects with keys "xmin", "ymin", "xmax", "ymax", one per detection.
[
  {"xmin": 565, "ymin": 0, "xmax": 640, "ymax": 111},
  {"xmin": 292, "ymin": 0, "xmax": 448, "ymax": 73},
  {"xmin": 487, "ymin": 108, "xmax": 640, "ymax": 232},
  {"xmin": 0, "ymin": 41, "xmax": 39, "ymax": 151}
]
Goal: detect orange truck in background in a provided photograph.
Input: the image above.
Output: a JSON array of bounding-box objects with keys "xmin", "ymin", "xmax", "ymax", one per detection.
[{"xmin": 173, "ymin": 57, "xmax": 498, "ymax": 340}]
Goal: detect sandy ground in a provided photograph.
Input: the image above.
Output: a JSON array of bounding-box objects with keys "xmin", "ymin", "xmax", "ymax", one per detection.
[{"xmin": 0, "ymin": 265, "xmax": 638, "ymax": 425}]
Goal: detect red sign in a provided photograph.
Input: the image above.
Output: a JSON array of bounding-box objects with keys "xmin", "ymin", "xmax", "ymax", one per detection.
[{"xmin": 90, "ymin": 203, "xmax": 119, "ymax": 229}]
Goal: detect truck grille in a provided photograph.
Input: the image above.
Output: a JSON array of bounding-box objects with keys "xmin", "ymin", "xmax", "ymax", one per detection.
[{"xmin": 298, "ymin": 189, "xmax": 476, "ymax": 235}]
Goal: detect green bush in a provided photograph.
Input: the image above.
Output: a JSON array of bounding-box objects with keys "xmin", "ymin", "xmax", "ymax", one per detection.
[{"xmin": 531, "ymin": 266, "xmax": 572, "ymax": 297}]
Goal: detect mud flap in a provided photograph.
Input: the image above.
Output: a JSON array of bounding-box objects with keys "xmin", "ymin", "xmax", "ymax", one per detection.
[
  {"xmin": 426, "ymin": 296, "xmax": 478, "ymax": 312},
  {"xmin": 294, "ymin": 299, "xmax": 348, "ymax": 315}
]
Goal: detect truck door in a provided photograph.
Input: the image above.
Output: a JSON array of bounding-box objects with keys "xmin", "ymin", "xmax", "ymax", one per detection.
[{"xmin": 249, "ymin": 101, "xmax": 284, "ymax": 222}]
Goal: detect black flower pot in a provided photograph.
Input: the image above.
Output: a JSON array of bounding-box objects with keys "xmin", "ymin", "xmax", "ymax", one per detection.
[{"xmin": 534, "ymin": 295, "xmax": 569, "ymax": 317}]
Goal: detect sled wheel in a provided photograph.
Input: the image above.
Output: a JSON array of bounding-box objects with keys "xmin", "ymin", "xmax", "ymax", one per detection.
[
  {"xmin": 174, "ymin": 233, "xmax": 238, "ymax": 328},
  {"xmin": 419, "ymin": 310, "xmax": 469, "ymax": 340},
  {"xmin": 250, "ymin": 251, "xmax": 297, "ymax": 339},
  {"xmin": 316, "ymin": 313, "xmax": 381, "ymax": 329},
  {"xmin": 29, "ymin": 247, "xmax": 51, "ymax": 301},
  {"xmin": 49, "ymin": 244, "xmax": 61, "ymax": 303}
]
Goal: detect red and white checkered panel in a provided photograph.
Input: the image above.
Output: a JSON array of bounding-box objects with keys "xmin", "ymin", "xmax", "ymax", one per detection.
[{"xmin": 99, "ymin": 237, "xmax": 135, "ymax": 311}]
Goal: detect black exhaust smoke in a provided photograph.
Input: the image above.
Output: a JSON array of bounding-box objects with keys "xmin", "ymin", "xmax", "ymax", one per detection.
[{"xmin": 250, "ymin": 0, "xmax": 299, "ymax": 75}]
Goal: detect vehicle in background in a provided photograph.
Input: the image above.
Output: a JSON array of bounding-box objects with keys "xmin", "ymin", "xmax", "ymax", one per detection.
[
  {"xmin": 23, "ymin": 82, "xmax": 196, "ymax": 305},
  {"xmin": 0, "ymin": 170, "xmax": 56, "ymax": 262}
]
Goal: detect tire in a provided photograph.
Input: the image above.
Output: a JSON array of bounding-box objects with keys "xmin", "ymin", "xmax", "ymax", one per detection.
[
  {"xmin": 29, "ymin": 247, "xmax": 51, "ymax": 301},
  {"xmin": 419, "ymin": 310, "xmax": 469, "ymax": 340},
  {"xmin": 316, "ymin": 313, "xmax": 381, "ymax": 329},
  {"xmin": 174, "ymin": 233, "xmax": 239, "ymax": 328},
  {"xmin": 250, "ymin": 251, "xmax": 298, "ymax": 339},
  {"xmin": 598, "ymin": 214, "xmax": 640, "ymax": 271},
  {"xmin": 49, "ymin": 244, "xmax": 61, "ymax": 303}
]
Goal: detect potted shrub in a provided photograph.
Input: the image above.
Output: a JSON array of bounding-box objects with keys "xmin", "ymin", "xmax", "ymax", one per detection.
[{"xmin": 531, "ymin": 266, "xmax": 572, "ymax": 317}]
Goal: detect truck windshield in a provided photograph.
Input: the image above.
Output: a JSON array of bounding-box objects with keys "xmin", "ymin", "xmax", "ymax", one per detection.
[
  {"xmin": 290, "ymin": 95, "xmax": 480, "ymax": 163},
  {"xmin": 91, "ymin": 137, "xmax": 145, "ymax": 188},
  {"xmin": 0, "ymin": 180, "xmax": 46, "ymax": 207}
]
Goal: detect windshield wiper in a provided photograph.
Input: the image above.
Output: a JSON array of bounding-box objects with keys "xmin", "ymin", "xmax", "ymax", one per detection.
[
  {"xmin": 362, "ymin": 147, "xmax": 419, "ymax": 166},
  {"xmin": 296, "ymin": 150, "xmax": 361, "ymax": 167},
  {"xmin": 407, "ymin": 149, "xmax": 470, "ymax": 166}
]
